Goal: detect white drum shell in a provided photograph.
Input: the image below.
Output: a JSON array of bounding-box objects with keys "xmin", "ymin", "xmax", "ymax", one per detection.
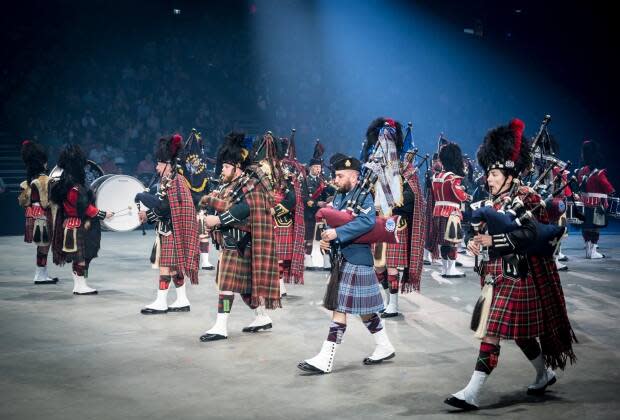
[{"xmin": 91, "ymin": 175, "xmax": 148, "ymax": 232}]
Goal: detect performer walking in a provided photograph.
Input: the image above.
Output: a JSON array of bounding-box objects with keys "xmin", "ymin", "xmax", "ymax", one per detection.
[
  {"xmin": 50, "ymin": 144, "xmax": 112, "ymax": 295},
  {"xmin": 298, "ymin": 154, "xmax": 395, "ymax": 374},
  {"xmin": 445, "ymin": 119, "xmax": 577, "ymax": 411},
  {"xmin": 576, "ymin": 140, "xmax": 615, "ymax": 259},
  {"xmin": 18, "ymin": 140, "xmax": 59, "ymax": 284},
  {"xmin": 303, "ymin": 140, "xmax": 331, "ymax": 270},
  {"xmin": 136, "ymin": 134, "xmax": 200, "ymax": 314},
  {"xmin": 199, "ymin": 132, "xmax": 280, "ymax": 341},
  {"xmin": 430, "ymin": 143, "xmax": 470, "ymax": 278}
]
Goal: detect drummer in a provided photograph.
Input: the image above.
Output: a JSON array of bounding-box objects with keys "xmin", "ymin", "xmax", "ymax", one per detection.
[
  {"xmin": 576, "ymin": 140, "xmax": 616, "ymax": 259},
  {"xmin": 50, "ymin": 144, "xmax": 113, "ymax": 295}
]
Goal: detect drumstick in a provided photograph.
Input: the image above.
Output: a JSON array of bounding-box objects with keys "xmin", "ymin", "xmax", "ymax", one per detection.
[{"xmin": 111, "ymin": 205, "xmax": 133, "ymax": 216}]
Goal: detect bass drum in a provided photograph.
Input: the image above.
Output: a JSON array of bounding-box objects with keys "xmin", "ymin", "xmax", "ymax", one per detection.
[
  {"xmin": 49, "ymin": 160, "xmax": 105, "ymax": 186},
  {"xmin": 91, "ymin": 175, "xmax": 149, "ymax": 232}
]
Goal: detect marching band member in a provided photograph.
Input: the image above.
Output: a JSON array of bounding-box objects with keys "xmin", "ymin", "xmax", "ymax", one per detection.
[
  {"xmin": 576, "ymin": 140, "xmax": 615, "ymax": 259},
  {"xmin": 298, "ymin": 154, "xmax": 395, "ymax": 374},
  {"xmin": 445, "ymin": 119, "xmax": 576, "ymax": 411},
  {"xmin": 136, "ymin": 134, "xmax": 200, "ymax": 314},
  {"xmin": 18, "ymin": 140, "xmax": 59, "ymax": 284},
  {"xmin": 51, "ymin": 144, "xmax": 112, "ymax": 295},
  {"xmin": 303, "ymin": 140, "xmax": 331, "ymax": 270},
  {"xmin": 430, "ymin": 143, "xmax": 469, "ymax": 278},
  {"xmin": 199, "ymin": 132, "xmax": 280, "ymax": 341}
]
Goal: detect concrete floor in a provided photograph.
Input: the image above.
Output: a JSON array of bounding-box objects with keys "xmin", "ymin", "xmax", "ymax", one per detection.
[{"xmin": 1, "ymin": 230, "xmax": 619, "ymax": 420}]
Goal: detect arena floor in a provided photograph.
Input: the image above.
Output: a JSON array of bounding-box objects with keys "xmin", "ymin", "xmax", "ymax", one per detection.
[{"xmin": 1, "ymin": 230, "xmax": 619, "ymax": 419}]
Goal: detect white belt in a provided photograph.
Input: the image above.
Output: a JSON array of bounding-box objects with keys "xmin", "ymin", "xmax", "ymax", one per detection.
[
  {"xmin": 581, "ymin": 192, "xmax": 607, "ymax": 199},
  {"xmin": 434, "ymin": 201, "xmax": 460, "ymax": 209}
]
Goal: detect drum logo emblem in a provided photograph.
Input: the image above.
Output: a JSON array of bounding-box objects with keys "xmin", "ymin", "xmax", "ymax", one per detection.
[{"xmin": 385, "ymin": 218, "xmax": 396, "ymax": 232}]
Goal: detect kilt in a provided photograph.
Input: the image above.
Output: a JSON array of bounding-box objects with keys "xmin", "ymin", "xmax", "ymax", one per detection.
[
  {"xmin": 274, "ymin": 224, "xmax": 294, "ymax": 261},
  {"xmin": 216, "ymin": 248, "xmax": 252, "ymax": 294},
  {"xmin": 336, "ymin": 262, "xmax": 384, "ymax": 315},
  {"xmin": 24, "ymin": 207, "xmax": 53, "ymax": 244},
  {"xmin": 581, "ymin": 206, "xmax": 607, "ymax": 229},
  {"xmin": 159, "ymin": 232, "xmax": 179, "ymax": 269},
  {"xmin": 429, "ymin": 216, "xmax": 458, "ymax": 250},
  {"xmin": 484, "ymin": 258, "xmax": 543, "ymax": 340},
  {"xmin": 385, "ymin": 226, "xmax": 410, "ymax": 268},
  {"xmin": 62, "ymin": 220, "xmax": 101, "ymax": 263}
]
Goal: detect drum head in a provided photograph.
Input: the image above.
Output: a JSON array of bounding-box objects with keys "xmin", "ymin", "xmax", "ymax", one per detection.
[{"xmin": 92, "ymin": 175, "xmax": 148, "ymax": 232}]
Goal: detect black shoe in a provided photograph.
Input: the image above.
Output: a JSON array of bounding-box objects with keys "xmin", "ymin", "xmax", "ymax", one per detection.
[
  {"xmin": 200, "ymin": 333, "xmax": 227, "ymax": 342},
  {"xmin": 444, "ymin": 396, "xmax": 478, "ymax": 411},
  {"xmin": 558, "ymin": 256, "xmax": 568, "ymax": 262},
  {"xmin": 140, "ymin": 307, "xmax": 168, "ymax": 315},
  {"xmin": 455, "ymin": 261, "xmax": 463, "ymax": 267},
  {"xmin": 73, "ymin": 290, "xmax": 98, "ymax": 295},
  {"xmin": 526, "ymin": 375, "xmax": 557, "ymax": 395},
  {"xmin": 168, "ymin": 306, "xmax": 190, "ymax": 312},
  {"xmin": 242, "ymin": 323, "xmax": 272, "ymax": 333},
  {"xmin": 35, "ymin": 278, "xmax": 59, "ymax": 285},
  {"xmin": 201, "ymin": 266, "xmax": 215, "ymax": 271},
  {"xmin": 423, "ymin": 260, "xmax": 431, "ymax": 265},
  {"xmin": 281, "ymin": 293, "xmax": 288, "ymax": 297},
  {"xmin": 442, "ymin": 273, "xmax": 466, "ymax": 278},
  {"xmin": 556, "ymin": 265, "xmax": 568, "ymax": 272},
  {"xmin": 297, "ymin": 361, "xmax": 325, "ymax": 374},
  {"xmin": 381, "ymin": 311, "xmax": 399, "ymax": 318},
  {"xmin": 363, "ymin": 352, "xmax": 395, "ymax": 365}
]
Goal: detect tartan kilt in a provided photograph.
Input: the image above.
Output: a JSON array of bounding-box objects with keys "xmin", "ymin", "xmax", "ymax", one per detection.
[
  {"xmin": 274, "ymin": 224, "xmax": 294, "ymax": 261},
  {"xmin": 159, "ymin": 232, "xmax": 179, "ymax": 269},
  {"xmin": 216, "ymin": 249, "xmax": 252, "ymax": 294},
  {"xmin": 63, "ymin": 220, "xmax": 101, "ymax": 263},
  {"xmin": 429, "ymin": 216, "xmax": 458, "ymax": 250},
  {"xmin": 336, "ymin": 262, "xmax": 385, "ymax": 315},
  {"xmin": 385, "ymin": 227, "xmax": 410, "ymax": 268},
  {"xmin": 484, "ymin": 258, "xmax": 544, "ymax": 339},
  {"xmin": 24, "ymin": 208, "xmax": 53, "ymax": 244}
]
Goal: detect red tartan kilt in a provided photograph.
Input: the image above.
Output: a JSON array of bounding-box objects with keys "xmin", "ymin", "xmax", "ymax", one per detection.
[
  {"xmin": 484, "ymin": 258, "xmax": 544, "ymax": 339},
  {"xmin": 528, "ymin": 255, "xmax": 571, "ymax": 330},
  {"xmin": 274, "ymin": 224, "xmax": 294, "ymax": 260},
  {"xmin": 216, "ymin": 249, "xmax": 252, "ymax": 294},
  {"xmin": 24, "ymin": 209, "xmax": 53, "ymax": 243},
  {"xmin": 159, "ymin": 233, "xmax": 179, "ymax": 269},
  {"xmin": 385, "ymin": 227, "xmax": 410, "ymax": 268}
]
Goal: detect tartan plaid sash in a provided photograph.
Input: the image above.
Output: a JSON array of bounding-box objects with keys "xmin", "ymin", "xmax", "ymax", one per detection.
[
  {"xmin": 402, "ymin": 164, "xmax": 426, "ymax": 293},
  {"xmin": 169, "ymin": 175, "xmax": 200, "ymax": 284},
  {"xmin": 284, "ymin": 178, "xmax": 306, "ymax": 284}
]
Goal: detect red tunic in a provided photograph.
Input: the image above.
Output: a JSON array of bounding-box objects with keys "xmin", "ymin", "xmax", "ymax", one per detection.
[
  {"xmin": 431, "ymin": 171, "xmax": 468, "ymax": 218},
  {"xmin": 577, "ymin": 166, "xmax": 615, "ymax": 208},
  {"xmin": 63, "ymin": 186, "xmax": 100, "ymax": 218}
]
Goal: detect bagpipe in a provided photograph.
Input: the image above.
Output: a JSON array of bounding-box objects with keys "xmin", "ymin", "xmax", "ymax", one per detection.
[{"xmin": 315, "ymin": 169, "xmax": 400, "ymax": 244}]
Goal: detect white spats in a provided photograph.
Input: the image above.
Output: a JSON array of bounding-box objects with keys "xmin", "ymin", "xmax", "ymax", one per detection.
[
  {"xmin": 200, "ymin": 252, "xmax": 214, "ymax": 269},
  {"xmin": 365, "ymin": 329, "xmax": 395, "ymax": 362},
  {"xmin": 34, "ymin": 266, "xmax": 57, "ymax": 284},
  {"xmin": 527, "ymin": 354, "xmax": 557, "ymax": 392},
  {"xmin": 303, "ymin": 340, "xmax": 338, "ymax": 373},
  {"xmin": 442, "ymin": 259, "xmax": 465, "ymax": 278},
  {"xmin": 383, "ymin": 292, "xmax": 399, "ymax": 316},
  {"xmin": 424, "ymin": 248, "xmax": 433, "ymax": 265},
  {"xmin": 144, "ymin": 289, "xmax": 169, "ymax": 311},
  {"xmin": 555, "ymin": 257, "xmax": 568, "ymax": 271},
  {"xmin": 304, "ymin": 254, "xmax": 312, "ymax": 268},
  {"xmin": 72, "ymin": 272, "xmax": 97, "ymax": 295},
  {"xmin": 205, "ymin": 313, "xmax": 229, "ymax": 337},
  {"xmin": 279, "ymin": 278, "xmax": 287, "ymax": 297},
  {"xmin": 590, "ymin": 243, "xmax": 604, "ymax": 259},
  {"xmin": 244, "ymin": 306, "xmax": 273, "ymax": 330},
  {"xmin": 169, "ymin": 283, "xmax": 190, "ymax": 309},
  {"xmin": 452, "ymin": 370, "xmax": 489, "ymax": 408},
  {"xmin": 323, "ymin": 253, "xmax": 331, "ymax": 269}
]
